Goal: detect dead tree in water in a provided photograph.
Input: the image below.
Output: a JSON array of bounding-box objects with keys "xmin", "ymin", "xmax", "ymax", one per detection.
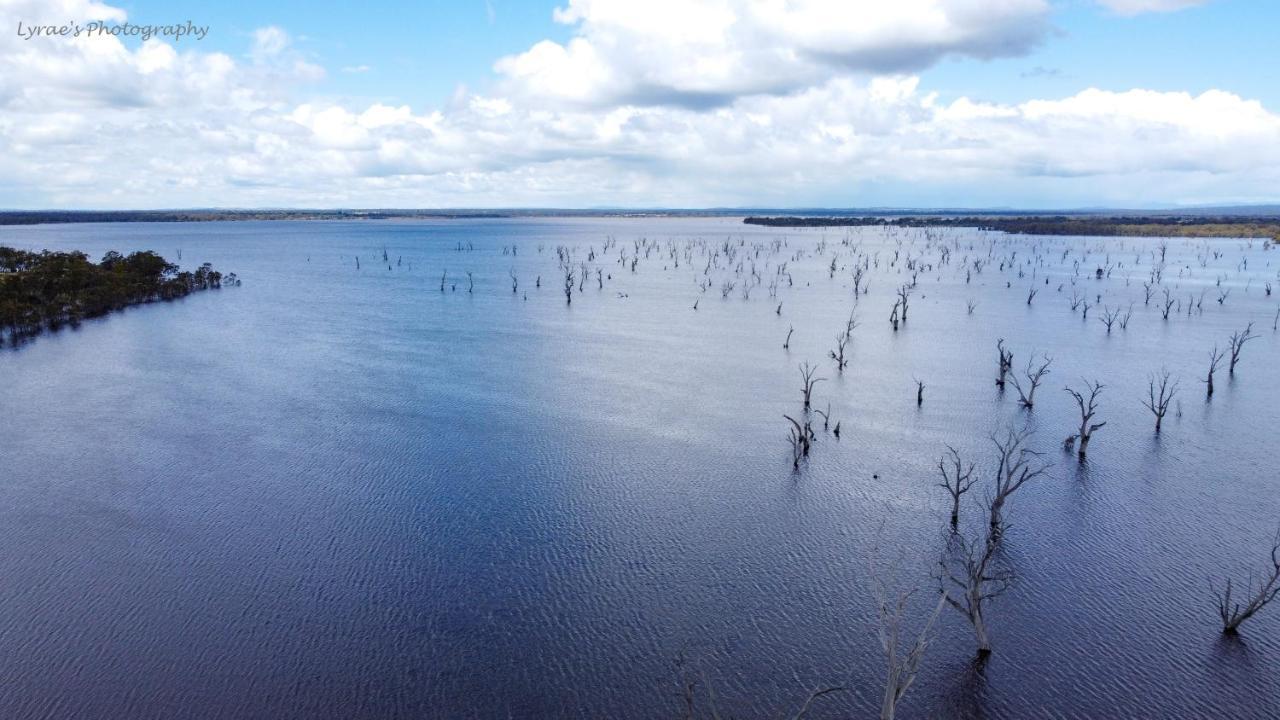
[
  {"xmin": 1161, "ymin": 289, "xmax": 1176, "ymax": 320},
  {"xmin": 1099, "ymin": 306, "xmax": 1121, "ymax": 333},
  {"xmin": 995, "ymin": 339, "xmax": 1013, "ymax": 388},
  {"xmin": 1204, "ymin": 346, "xmax": 1225, "ymax": 398},
  {"xmin": 1227, "ymin": 322, "xmax": 1257, "ymax": 374},
  {"xmin": 830, "ymin": 333, "xmax": 849, "ymax": 371},
  {"xmin": 989, "ymin": 426, "xmax": 1046, "ymax": 537},
  {"xmin": 1213, "ymin": 529, "xmax": 1280, "ymax": 634},
  {"xmin": 896, "ymin": 285, "xmax": 911, "ymax": 322},
  {"xmin": 870, "ymin": 561, "xmax": 945, "ymax": 720},
  {"xmin": 938, "ymin": 523, "xmax": 1013, "ymax": 657},
  {"xmin": 563, "ymin": 269, "xmax": 575, "ymax": 305},
  {"xmin": 1064, "ymin": 381, "xmax": 1106, "ymax": 458},
  {"xmin": 439, "ymin": 270, "xmax": 446, "ymax": 292},
  {"xmin": 784, "ymin": 325, "xmax": 794, "ymax": 350},
  {"xmin": 915, "ymin": 378, "xmax": 924, "ymax": 406},
  {"xmin": 509, "ymin": 269, "xmax": 518, "ymax": 294},
  {"xmin": 845, "ymin": 309, "xmax": 860, "ymax": 339},
  {"xmin": 784, "ymin": 414, "xmax": 812, "ymax": 468},
  {"xmin": 814, "ymin": 402, "xmax": 831, "ymax": 431},
  {"xmin": 937, "ymin": 446, "xmax": 976, "ymax": 529},
  {"xmin": 799, "ymin": 362, "xmax": 825, "ymax": 409},
  {"xmin": 1142, "ymin": 369, "xmax": 1178, "ymax": 433},
  {"xmin": 1010, "ymin": 355, "xmax": 1052, "ymax": 408}
]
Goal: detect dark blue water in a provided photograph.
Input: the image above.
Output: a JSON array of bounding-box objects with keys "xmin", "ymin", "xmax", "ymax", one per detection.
[{"xmin": 0, "ymin": 218, "xmax": 1277, "ymax": 718}]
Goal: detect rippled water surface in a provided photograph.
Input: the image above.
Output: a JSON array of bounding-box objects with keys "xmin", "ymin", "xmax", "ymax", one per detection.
[{"xmin": 1, "ymin": 218, "xmax": 1278, "ymax": 719}]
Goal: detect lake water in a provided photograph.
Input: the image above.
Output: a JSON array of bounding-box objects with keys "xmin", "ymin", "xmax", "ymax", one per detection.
[{"xmin": 1, "ymin": 218, "xmax": 1278, "ymax": 719}]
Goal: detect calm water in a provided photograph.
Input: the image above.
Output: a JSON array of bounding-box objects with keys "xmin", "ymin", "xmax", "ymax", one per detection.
[{"xmin": 0, "ymin": 218, "xmax": 1278, "ymax": 719}]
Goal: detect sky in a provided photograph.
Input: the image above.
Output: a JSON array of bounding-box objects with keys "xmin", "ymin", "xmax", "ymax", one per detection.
[{"xmin": 1, "ymin": 0, "xmax": 1278, "ymax": 209}]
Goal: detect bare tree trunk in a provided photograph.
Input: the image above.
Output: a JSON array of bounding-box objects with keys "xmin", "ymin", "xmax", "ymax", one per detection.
[{"xmin": 972, "ymin": 605, "xmax": 991, "ymax": 656}]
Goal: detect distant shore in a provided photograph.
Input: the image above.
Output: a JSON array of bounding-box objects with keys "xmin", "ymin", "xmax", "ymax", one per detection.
[
  {"xmin": 5, "ymin": 207, "xmax": 1280, "ymax": 227},
  {"xmin": 744, "ymin": 215, "xmax": 1280, "ymax": 242}
]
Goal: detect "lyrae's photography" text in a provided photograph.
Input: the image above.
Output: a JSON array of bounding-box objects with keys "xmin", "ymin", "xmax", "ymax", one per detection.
[{"xmin": 16, "ymin": 20, "xmax": 209, "ymax": 42}]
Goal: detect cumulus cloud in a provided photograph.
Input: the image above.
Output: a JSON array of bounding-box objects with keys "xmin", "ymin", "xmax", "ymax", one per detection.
[
  {"xmin": 0, "ymin": 0, "xmax": 1273, "ymax": 208},
  {"xmin": 1096, "ymin": 0, "xmax": 1210, "ymax": 15},
  {"xmin": 495, "ymin": 0, "xmax": 1051, "ymax": 108}
]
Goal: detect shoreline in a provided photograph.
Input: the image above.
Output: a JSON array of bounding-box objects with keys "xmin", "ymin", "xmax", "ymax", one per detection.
[{"xmin": 5, "ymin": 206, "xmax": 1280, "ymax": 227}]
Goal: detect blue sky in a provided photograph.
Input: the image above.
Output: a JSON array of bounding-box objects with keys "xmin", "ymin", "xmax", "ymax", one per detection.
[
  {"xmin": 924, "ymin": 2, "xmax": 1278, "ymax": 106},
  {"xmin": 101, "ymin": 0, "xmax": 1274, "ymax": 111},
  {"xmin": 2, "ymin": 0, "xmax": 1278, "ymax": 208},
  {"xmin": 108, "ymin": 0, "xmax": 570, "ymax": 107}
]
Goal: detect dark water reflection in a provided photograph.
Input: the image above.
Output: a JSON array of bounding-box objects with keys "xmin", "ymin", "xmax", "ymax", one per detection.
[{"xmin": 0, "ymin": 218, "xmax": 1278, "ymax": 718}]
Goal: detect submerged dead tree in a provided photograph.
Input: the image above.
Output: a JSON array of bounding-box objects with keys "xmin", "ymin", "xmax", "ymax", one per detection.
[
  {"xmin": 1142, "ymin": 369, "xmax": 1178, "ymax": 433},
  {"xmin": 1010, "ymin": 355, "xmax": 1053, "ymax": 408},
  {"xmin": 1227, "ymin": 322, "xmax": 1257, "ymax": 374},
  {"xmin": 1099, "ymin": 306, "xmax": 1121, "ymax": 333},
  {"xmin": 989, "ymin": 426, "xmax": 1047, "ymax": 537},
  {"xmin": 800, "ymin": 362, "xmax": 825, "ymax": 409},
  {"xmin": 870, "ymin": 564, "xmax": 945, "ymax": 720},
  {"xmin": 897, "ymin": 285, "xmax": 911, "ymax": 322},
  {"xmin": 830, "ymin": 333, "xmax": 849, "ymax": 371},
  {"xmin": 938, "ymin": 446, "xmax": 977, "ymax": 529},
  {"xmin": 1064, "ymin": 380, "xmax": 1106, "ymax": 458},
  {"xmin": 784, "ymin": 414, "xmax": 813, "ymax": 468},
  {"xmin": 995, "ymin": 339, "xmax": 1014, "ymax": 388},
  {"xmin": 938, "ymin": 524, "xmax": 1013, "ymax": 657},
  {"xmin": 1213, "ymin": 529, "xmax": 1280, "ymax": 634},
  {"xmin": 1204, "ymin": 346, "xmax": 1225, "ymax": 398}
]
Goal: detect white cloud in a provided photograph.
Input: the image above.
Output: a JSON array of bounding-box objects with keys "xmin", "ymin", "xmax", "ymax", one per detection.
[
  {"xmin": 250, "ymin": 26, "xmax": 290, "ymax": 59},
  {"xmin": 495, "ymin": 0, "xmax": 1052, "ymax": 108},
  {"xmin": 0, "ymin": 0, "xmax": 1273, "ymax": 208},
  {"xmin": 1096, "ymin": 0, "xmax": 1210, "ymax": 15}
]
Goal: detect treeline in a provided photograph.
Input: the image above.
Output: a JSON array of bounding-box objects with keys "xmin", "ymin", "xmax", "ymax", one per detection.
[
  {"xmin": 0, "ymin": 210, "xmax": 511, "ymax": 225},
  {"xmin": 0, "ymin": 247, "xmax": 237, "ymax": 346},
  {"xmin": 0, "ymin": 210, "xmax": 405, "ymax": 225},
  {"xmin": 744, "ymin": 215, "xmax": 1280, "ymax": 241}
]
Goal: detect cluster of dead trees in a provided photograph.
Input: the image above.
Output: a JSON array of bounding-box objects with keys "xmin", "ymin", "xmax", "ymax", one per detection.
[
  {"xmin": 669, "ymin": 229, "xmax": 1280, "ymax": 718},
  {"xmin": 866, "ymin": 427, "xmax": 1046, "ymax": 719},
  {"xmin": 784, "ymin": 362, "xmax": 840, "ymax": 469},
  {"xmin": 867, "ymin": 423, "xmax": 1280, "ymax": 719},
  {"xmin": 993, "ymin": 320, "xmax": 1262, "ymax": 455},
  {"xmin": 1193, "ymin": 323, "xmax": 1258, "ymax": 399}
]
